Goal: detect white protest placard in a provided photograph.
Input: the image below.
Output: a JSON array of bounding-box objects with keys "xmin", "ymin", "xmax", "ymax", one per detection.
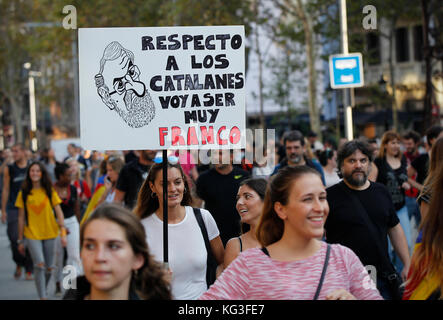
[{"xmin": 78, "ymin": 26, "xmax": 246, "ymax": 150}]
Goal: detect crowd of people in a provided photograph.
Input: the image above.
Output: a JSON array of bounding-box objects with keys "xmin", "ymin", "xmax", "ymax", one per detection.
[{"xmin": 0, "ymin": 125, "xmax": 442, "ymax": 300}]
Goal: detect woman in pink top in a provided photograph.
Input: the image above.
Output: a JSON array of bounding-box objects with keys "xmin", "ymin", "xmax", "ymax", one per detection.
[{"xmin": 200, "ymin": 166, "xmax": 382, "ymax": 300}]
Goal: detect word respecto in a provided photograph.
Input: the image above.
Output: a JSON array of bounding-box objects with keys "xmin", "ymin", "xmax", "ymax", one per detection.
[
  {"xmin": 159, "ymin": 125, "xmax": 241, "ymax": 147},
  {"xmin": 141, "ymin": 34, "xmax": 242, "ymax": 51}
]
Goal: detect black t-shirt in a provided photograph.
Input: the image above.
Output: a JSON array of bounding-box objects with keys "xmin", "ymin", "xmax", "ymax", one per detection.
[
  {"xmin": 59, "ymin": 185, "xmax": 78, "ymax": 219},
  {"xmin": 115, "ymin": 160, "xmax": 151, "ymax": 209},
  {"xmin": 325, "ymin": 181, "xmax": 399, "ymax": 273},
  {"xmin": 7, "ymin": 162, "xmax": 28, "ymax": 209},
  {"xmin": 196, "ymin": 167, "xmax": 250, "ymax": 245},
  {"xmin": 411, "ymin": 153, "xmax": 429, "ymax": 185},
  {"xmin": 374, "ymin": 156, "xmax": 408, "ymax": 211}
]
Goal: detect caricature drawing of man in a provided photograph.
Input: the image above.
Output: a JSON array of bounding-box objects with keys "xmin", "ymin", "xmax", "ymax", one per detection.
[{"xmin": 95, "ymin": 41, "xmax": 155, "ymax": 128}]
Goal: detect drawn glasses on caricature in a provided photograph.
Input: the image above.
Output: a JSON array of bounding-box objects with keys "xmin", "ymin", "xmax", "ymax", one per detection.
[
  {"xmin": 110, "ymin": 62, "xmax": 144, "ymax": 96},
  {"xmin": 95, "ymin": 63, "xmax": 145, "ymax": 108}
]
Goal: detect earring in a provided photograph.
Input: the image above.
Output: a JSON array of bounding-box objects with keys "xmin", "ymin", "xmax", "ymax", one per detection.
[{"xmin": 152, "ymin": 192, "xmax": 157, "ymax": 198}]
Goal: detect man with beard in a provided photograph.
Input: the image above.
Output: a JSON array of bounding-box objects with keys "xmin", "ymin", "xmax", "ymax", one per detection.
[
  {"xmin": 196, "ymin": 149, "xmax": 249, "ymax": 245},
  {"xmin": 95, "ymin": 41, "xmax": 155, "ymax": 128},
  {"xmin": 325, "ymin": 140, "xmax": 410, "ymax": 300},
  {"xmin": 272, "ymin": 130, "xmax": 325, "ymax": 184},
  {"xmin": 114, "ymin": 150, "xmax": 156, "ymax": 209}
]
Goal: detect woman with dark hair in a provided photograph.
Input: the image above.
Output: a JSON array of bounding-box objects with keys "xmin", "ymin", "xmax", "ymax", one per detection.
[
  {"xmin": 223, "ymin": 178, "xmax": 267, "ymax": 268},
  {"xmin": 54, "ymin": 162, "xmax": 82, "ymax": 296},
  {"xmin": 15, "ymin": 161, "xmax": 67, "ymax": 299},
  {"xmin": 369, "ymin": 130, "xmax": 412, "ymax": 273},
  {"xmin": 135, "ymin": 162, "xmax": 224, "ymax": 300},
  {"xmin": 200, "ymin": 166, "xmax": 382, "ymax": 300},
  {"xmin": 64, "ymin": 203, "xmax": 171, "ymax": 300}
]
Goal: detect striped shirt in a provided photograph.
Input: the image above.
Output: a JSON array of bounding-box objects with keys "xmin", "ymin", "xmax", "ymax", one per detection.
[{"xmin": 200, "ymin": 242, "xmax": 382, "ymax": 300}]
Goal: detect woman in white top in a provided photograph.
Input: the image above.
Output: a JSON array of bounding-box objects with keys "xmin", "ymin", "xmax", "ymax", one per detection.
[
  {"xmin": 318, "ymin": 149, "xmax": 341, "ymax": 188},
  {"xmin": 134, "ymin": 162, "xmax": 224, "ymax": 300}
]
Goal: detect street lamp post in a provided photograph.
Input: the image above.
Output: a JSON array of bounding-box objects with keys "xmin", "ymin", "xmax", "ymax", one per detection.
[
  {"xmin": 23, "ymin": 62, "xmax": 42, "ymax": 152},
  {"xmin": 339, "ymin": 0, "xmax": 354, "ymax": 141}
]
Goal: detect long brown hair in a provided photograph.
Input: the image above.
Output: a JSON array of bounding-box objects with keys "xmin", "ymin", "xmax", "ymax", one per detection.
[
  {"xmin": 256, "ymin": 166, "xmax": 321, "ymax": 246},
  {"xmin": 418, "ymin": 137, "xmax": 443, "ymax": 202},
  {"xmin": 133, "ymin": 162, "xmax": 192, "ymax": 219},
  {"xmin": 21, "ymin": 161, "xmax": 54, "ymax": 208},
  {"xmin": 81, "ymin": 203, "xmax": 171, "ymax": 300},
  {"xmin": 378, "ymin": 130, "xmax": 402, "ymax": 159},
  {"xmin": 406, "ymin": 146, "xmax": 443, "ymax": 299}
]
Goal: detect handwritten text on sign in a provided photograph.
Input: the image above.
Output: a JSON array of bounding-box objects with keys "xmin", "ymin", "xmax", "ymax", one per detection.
[{"xmin": 79, "ymin": 26, "xmax": 245, "ymax": 150}]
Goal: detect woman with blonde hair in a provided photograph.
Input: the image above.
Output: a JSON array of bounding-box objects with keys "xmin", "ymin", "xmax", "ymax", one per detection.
[
  {"xmin": 200, "ymin": 166, "xmax": 382, "ymax": 300},
  {"xmin": 81, "ymin": 156, "xmax": 125, "ymax": 225},
  {"xmin": 369, "ymin": 130, "xmax": 412, "ymax": 272}
]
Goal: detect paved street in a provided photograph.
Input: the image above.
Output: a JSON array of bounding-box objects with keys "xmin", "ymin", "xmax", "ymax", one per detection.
[{"xmin": 0, "ymin": 222, "xmax": 61, "ymax": 300}]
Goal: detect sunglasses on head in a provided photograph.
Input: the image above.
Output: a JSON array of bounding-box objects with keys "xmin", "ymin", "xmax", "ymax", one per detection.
[{"xmin": 153, "ymin": 153, "xmax": 179, "ymax": 165}]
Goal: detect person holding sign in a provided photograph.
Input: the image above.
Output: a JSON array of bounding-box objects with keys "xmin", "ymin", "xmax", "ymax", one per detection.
[{"xmin": 135, "ymin": 162, "xmax": 224, "ymax": 300}]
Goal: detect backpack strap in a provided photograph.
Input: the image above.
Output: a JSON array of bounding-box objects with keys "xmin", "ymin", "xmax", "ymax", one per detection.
[
  {"xmin": 22, "ymin": 192, "xmax": 29, "ymax": 227},
  {"xmin": 193, "ymin": 207, "xmax": 217, "ymax": 288}
]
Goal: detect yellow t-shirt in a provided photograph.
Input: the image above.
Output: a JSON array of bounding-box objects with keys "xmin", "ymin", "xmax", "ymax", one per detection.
[{"xmin": 15, "ymin": 188, "xmax": 62, "ymax": 240}]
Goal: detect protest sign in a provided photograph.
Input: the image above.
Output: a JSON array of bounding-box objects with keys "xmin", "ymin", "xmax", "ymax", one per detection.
[{"xmin": 79, "ymin": 25, "xmax": 246, "ymax": 150}]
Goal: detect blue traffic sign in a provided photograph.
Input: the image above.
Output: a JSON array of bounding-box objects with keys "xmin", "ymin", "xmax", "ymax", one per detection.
[{"xmin": 329, "ymin": 53, "xmax": 364, "ymax": 89}]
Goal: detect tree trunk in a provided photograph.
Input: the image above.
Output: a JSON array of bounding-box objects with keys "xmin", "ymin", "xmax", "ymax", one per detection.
[
  {"xmin": 295, "ymin": 0, "xmax": 321, "ymax": 141},
  {"xmin": 388, "ymin": 20, "xmax": 398, "ymax": 132},
  {"xmin": 421, "ymin": 0, "xmax": 433, "ymax": 130},
  {"xmin": 253, "ymin": 0, "xmax": 266, "ymax": 130}
]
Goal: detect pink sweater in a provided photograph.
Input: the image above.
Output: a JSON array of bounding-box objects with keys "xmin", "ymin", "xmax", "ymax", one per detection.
[{"xmin": 200, "ymin": 242, "xmax": 382, "ymax": 300}]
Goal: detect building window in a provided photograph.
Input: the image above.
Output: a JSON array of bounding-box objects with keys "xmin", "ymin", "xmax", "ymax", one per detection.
[
  {"xmin": 395, "ymin": 27, "xmax": 409, "ymax": 63},
  {"xmin": 413, "ymin": 25, "xmax": 423, "ymax": 61},
  {"xmin": 366, "ymin": 33, "xmax": 381, "ymax": 65}
]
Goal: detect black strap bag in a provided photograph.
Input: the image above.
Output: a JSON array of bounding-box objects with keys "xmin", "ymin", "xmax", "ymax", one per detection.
[
  {"xmin": 261, "ymin": 243, "xmax": 331, "ymax": 300},
  {"xmin": 193, "ymin": 207, "xmax": 218, "ymax": 289}
]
